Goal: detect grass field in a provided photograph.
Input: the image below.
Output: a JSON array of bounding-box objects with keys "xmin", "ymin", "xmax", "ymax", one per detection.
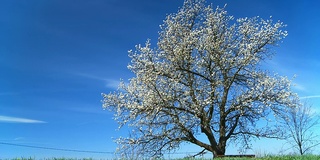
[
  {"xmin": 5, "ymin": 155, "xmax": 320, "ymax": 160},
  {"xmin": 179, "ymin": 155, "xmax": 320, "ymax": 160}
]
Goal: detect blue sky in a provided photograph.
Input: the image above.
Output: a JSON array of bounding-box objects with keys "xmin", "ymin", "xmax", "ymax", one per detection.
[{"xmin": 1, "ymin": 0, "xmax": 320, "ymax": 159}]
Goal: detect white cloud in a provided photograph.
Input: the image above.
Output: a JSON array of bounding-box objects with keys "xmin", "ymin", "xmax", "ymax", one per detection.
[
  {"xmin": 105, "ymin": 79, "xmax": 121, "ymax": 89},
  {"xmin": 0, "ymin": 115, "xmax": 46, "ymax": 123},
  {"xmin": 300, "ymin": 95, "xmax": 320, "ymax": 100},
  {"xmin": 14, "ymin": 137, "xmax": 25, "ymax": 141},
  {"xmin": 292, "ymin": 83, "xmax": 306, "ymax": 91},
  {"xmin": 73, "ymin": 72, "xmax": 107, "ymax": 81},
  {"xmin": 72, "ymin": 72, "xmax": 121, "ymax": 89}
]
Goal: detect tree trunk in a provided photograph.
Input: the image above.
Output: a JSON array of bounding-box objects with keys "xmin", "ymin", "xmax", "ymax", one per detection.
[
  {"xmin": 298, "ymin": 141, "xmax": 303, "ymax": 155},
  {"xmin": 213, "ymin": 150, "xmax": 225, "ymax": 158},
  {"xmin": 213, "ymin": 144, "xmax": 226, "ymax": 158},
  {"xmin": 299, "ymin": 145, "xmax": 303, "ymax": 155}
]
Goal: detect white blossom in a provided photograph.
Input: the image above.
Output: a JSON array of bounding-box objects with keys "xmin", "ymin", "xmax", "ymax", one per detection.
[{"xmin": 102, "ymin": 0, "xmax": 298, "ymax": 158}]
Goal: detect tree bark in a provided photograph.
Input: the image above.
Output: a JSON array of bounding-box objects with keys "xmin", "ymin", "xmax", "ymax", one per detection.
[{"xmin": 213, "ymin": 147, "xmax": 225, "ymax": 158}]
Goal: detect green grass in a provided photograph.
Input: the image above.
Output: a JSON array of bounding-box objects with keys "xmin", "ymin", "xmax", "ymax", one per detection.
[
  {"xmin": 5, "ymin": 155, "xmax": 320, "ymax": 160},
  {"xmin": 254, "ymin": 155, "xmax": 320, "ymax": 160},
  {"xmin": 4, "ymin": 158, "xmax": 94, "ymax": 160},
  {"xmin": 177, "ymin": 155, "xmax": 320, "ymax": 160}
]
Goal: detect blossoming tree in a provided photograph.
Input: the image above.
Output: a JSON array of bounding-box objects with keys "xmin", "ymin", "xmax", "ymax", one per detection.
[{"xmin": 102, "ymin": 0, "xmax": 298, "ymax": 158}]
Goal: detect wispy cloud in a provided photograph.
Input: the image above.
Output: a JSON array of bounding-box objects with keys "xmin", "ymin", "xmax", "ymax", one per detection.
[
  {"xmin": 300, "ymin": 95, "xmax": 320, "ymax": 100},
  {"xmin": 73, "ymin": 72, "xmax": 121, "ymax": 89},
  {"xmin": 105, "ymin": 79, "xmax": 121, "ymax": 89},
  {"xmin": 73, "ymin": 72, "xmax": 107, "ymax": 81},
  {"xmin": 0, "ymin": 115, "xmax": 46, "ymax": 123},
  {"xmin": 14, "ymin": 137, "xmax": 25, "ymax": 141},
  {"xmin": 292, "ymin": 83, "xmax": 306, "ymax": 91}
]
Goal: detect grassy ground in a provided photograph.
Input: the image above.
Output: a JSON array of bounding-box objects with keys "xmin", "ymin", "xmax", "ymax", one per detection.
[
  {"xmin": 5, "ymin": 155, "xmax": 320, "ymax": 160},
  {"xmin": 180, "ymin": 155, "xmax": 320, "ymax": 160},
  {"xmin": 253, "ymin": 155, "xmax": 320, "ymax": 160},
  {"xmin": 3, "ymin": 158, "xmax": 93, "ymax": 160}
]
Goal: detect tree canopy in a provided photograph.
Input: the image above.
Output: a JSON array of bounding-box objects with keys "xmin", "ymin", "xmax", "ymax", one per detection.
[{"xmin": 102, "ymin": 0, "xmax": 298, "ymax": 158}]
